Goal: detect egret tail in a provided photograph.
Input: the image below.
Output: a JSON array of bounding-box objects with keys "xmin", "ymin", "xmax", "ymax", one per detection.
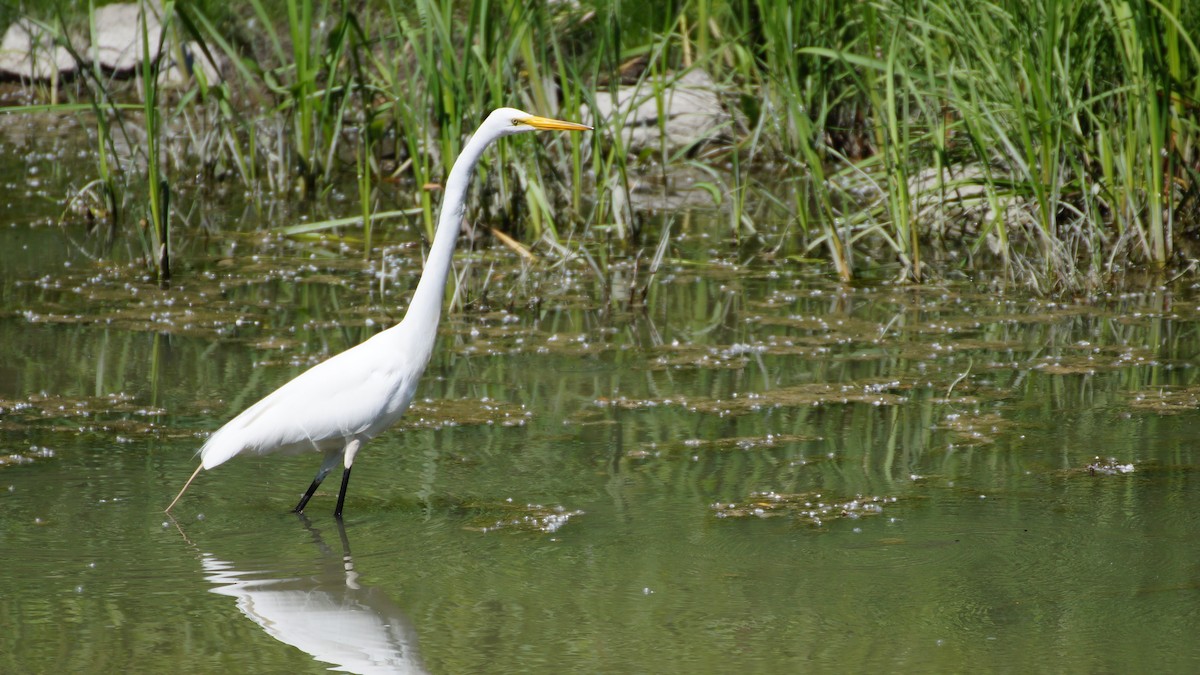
[{"xmin": 166, "ymin": 463, "xmax": 204, "ymax": 513}]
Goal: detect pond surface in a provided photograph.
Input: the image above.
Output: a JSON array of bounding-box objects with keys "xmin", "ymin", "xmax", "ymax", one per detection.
[{"xmin": 3, "ymin": 194, "xmax": 1200, "ymax": 672}]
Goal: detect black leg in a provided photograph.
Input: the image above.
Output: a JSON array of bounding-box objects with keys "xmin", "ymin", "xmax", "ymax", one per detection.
[
  {"xmin": 294, "ymin": 466, "xmax": 332, "ymax": 514},
  {"xmin": 334, "ymin": 466, "xmax": 353, "ymax": 519}
]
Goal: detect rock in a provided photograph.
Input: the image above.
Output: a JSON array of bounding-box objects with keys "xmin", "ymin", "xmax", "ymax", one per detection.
[
  {"xmin": 0, "ymin": 3, "xmax": 224, "ymax": 86},
  {"xmin": 584, "ymin": 69, "xmax": 732, "ymax": 156},
  {"xmin": 0, "ymin": 19, "xmax": 77, "ymax": 80},
  {"xmin": 157, "ymin": 41, "xmax": 225, "ymax": 88},
  {"xmin": 906, "ymin": 164, "xmax": 1035, "ymax": 244},
  {"xmin": 88, "ymin": 2, "xmax": 164, "ymax": 73}
]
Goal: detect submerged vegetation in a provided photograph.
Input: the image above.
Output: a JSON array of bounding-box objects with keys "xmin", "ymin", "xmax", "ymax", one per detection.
[{"xmin": 1, "ymin": 0, "xmax": 1198, "ymax": 290}]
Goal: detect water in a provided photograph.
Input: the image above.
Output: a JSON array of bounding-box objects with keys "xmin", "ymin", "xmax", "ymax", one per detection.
[{"xmin": 3, "ymin": 198, "xmax": 1200, "ymax": 671}]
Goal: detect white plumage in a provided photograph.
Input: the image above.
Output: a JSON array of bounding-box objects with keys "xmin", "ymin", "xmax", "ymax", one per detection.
[{"xmin": 199, "ymin": 326, "xmax": 426, "ymax": 469}]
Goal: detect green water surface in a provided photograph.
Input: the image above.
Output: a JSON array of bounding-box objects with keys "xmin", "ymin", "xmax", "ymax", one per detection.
[{"xmin": 2, "ymin": 210, "xmax": 1199, "ymax": 673}]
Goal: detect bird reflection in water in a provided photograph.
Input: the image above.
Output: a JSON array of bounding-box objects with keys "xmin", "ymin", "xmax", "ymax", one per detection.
[{"xmin": 196, "ymin": 517, "xmax": 426, "ymax": 675}]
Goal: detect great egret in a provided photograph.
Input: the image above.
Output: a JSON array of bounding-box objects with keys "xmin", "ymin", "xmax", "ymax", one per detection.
[{"xmin": 166, "ymin": 108, "xmax": 591, "ymax": 518}]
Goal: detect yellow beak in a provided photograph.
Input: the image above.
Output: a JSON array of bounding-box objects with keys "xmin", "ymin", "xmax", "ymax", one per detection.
[{"xmin": 519, "ymin": 115, "xmax": 592, "ymax": 132}]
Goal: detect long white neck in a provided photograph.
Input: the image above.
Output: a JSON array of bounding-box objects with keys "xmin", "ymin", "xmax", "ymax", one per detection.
[{"xmin": 403, "ymin": 128, "xmax": 498, "ymax": 331}]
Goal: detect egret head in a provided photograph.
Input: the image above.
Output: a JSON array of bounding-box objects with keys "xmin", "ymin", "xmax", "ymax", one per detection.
[{"xmin": 485, "ymin": 107, "xmax": 592, "ymax": 137}]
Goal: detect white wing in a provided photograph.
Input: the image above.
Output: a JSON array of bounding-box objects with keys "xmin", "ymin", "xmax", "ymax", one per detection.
[{"xmin": 201, "ymin": 325, "xmax": 430, "ymax": 469}]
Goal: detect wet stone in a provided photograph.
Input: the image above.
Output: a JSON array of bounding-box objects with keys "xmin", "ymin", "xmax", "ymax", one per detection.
[
  {"xmin": 713, "ymin": 492, "xmax": 899, "ymax": 528},
  {"xmin": 401, "ymin": 398, "xmax": 531, "ymax": 430},
  {"xmin": 1085, "ymin": 457, "xmax": 1135, "ymax": 476},
  {"xmin": 463, "ymin": 501, "xmax": 584, "ymax": 534},
  {"xmin": 596, "ymin": 379, "xmax": 913, "ymax": 416},
  {"xmin": 630, "ymin": 433, "xmax": 820, "ymax": 459},
  {"xmin": 936, "ymin": 410, "xmax": 1013, "ymax": 446},
  {"xmin": 1126, "ymin": 386, "xmax": 1200, "ymax": 414}
]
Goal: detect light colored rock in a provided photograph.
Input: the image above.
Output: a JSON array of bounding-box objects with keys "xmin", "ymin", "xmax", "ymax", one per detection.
[
  {"xmin": 157, "ymin": 41, "xmax": 225, "ymax": 88},
  {"xmin": 89, "ymin": 2, "xmax": 164, "ymax": 73},
  {"xmin": 907, "ymin": 164, "xmax": 1038, "ymax": 243},
  {"xmin": 0, "ymin": 3, "xmax": 225, "ymax": 85},
  {"xmin": 584, "ymin": 69, "xmax": 732, "ymax": 156},
  {"xmin": 0, "ymin": 19, "xmax": 77, "ymax": 80}
]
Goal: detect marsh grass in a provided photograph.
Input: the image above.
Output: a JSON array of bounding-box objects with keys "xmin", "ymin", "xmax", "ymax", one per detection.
[
  {"xmin": 139, "ymin": 0, "xmax": 170, "ymax": 283},
  {"xmin": 783, "ymin": 0, "xmax": 1199, "ymax": 288},
  {"xmin": 4, "ymin": 0, "xmax": 1198, "ymax": 290}
]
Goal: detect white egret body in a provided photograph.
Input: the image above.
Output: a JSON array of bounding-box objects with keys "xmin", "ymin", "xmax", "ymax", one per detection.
[{"xmin": 167, "ymin": 108, "xmax": 590, "ymax": 517}]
